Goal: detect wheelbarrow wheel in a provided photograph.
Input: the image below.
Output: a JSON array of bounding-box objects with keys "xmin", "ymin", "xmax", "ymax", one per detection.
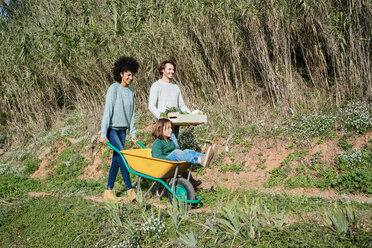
[{"xmin": 167, "ymin": 178, "xmax": 195, "ymax": 205}]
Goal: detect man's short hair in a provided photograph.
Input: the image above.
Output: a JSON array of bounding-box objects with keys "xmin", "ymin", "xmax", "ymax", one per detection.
[{"xmin": 158, "ymin": 60, "xmax": 176, "ymax": 75}]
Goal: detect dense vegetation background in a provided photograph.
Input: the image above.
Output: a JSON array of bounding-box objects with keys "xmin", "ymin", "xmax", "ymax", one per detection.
[
  {"xmin": 1, "ymin": 1, "xmax": 371, "ymax": 247},
  {"xmin": 0, "ymin": 0, "xmax": 371, "ymax": 142}
]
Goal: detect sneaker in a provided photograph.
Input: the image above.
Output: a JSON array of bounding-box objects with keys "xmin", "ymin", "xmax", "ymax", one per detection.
[
  {"xmin": 208, "ymin": 144, "xmax": 215, "ymax": 166},
  {"xmin": 201, "ymin": 145, "xmax": 214, "ymax": 167},
  {"xmin": 127, "ymin": 188, "xmax": 136, "ymax": 202}
]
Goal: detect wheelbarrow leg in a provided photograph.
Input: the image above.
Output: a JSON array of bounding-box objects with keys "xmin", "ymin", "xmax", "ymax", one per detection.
[
  {"xmin": 186, "ymin": 165, "xmax": 193, "ymax": 181},
  {"xmin": 135, "ymin": 176, "xmax": 158, "ymax": 199},
  {"xmin": 143, "ymin": 181, "xmax": 157, "ymax": 199},
  {"xmin": 170, "ymin": 166, "xmax": 179, "ymax": 192},
  {"xmin": 156, "ymin": 179, "xmax": 169, "ymax": 197}
]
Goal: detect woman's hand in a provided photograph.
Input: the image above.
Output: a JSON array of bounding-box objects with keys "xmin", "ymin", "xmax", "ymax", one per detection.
[
  {"xmin": 131, "ymin": 138, "xmax": 138, "ymax": 143},
  {"xmin": 99, "ymin": 138, "xmax": 109, "ymax": 145}
]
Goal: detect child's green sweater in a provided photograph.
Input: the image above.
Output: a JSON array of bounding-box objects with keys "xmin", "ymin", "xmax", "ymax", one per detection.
[{"xmin": 151, "ymin": 138, "xmax": 177, "ymax": 160}]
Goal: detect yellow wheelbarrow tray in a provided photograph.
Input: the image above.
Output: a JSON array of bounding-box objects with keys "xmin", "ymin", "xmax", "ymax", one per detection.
[
  {"xmin": 120, "ymin": 148, "xmax": 191, "ymax": 178},
  {"xmin": 105, "ymin": 141, "xmax": 201, "ymax": 204}
]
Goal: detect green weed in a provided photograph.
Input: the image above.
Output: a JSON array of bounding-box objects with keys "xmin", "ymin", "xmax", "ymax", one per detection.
[
  {"xmin": 213, "ymin": 153, "xmax": 224, "ymax": 167},
  {"xmin": 256, "ymin": 158, "xmax": 267, "ymax": 170},
  {"xmin": 50, "ymin": 148, "xmax": 88, "ymax": 180},
  {"xmin": 229, "ymin": 163, "xmax": 245, "ymax": 173},
  {"xmin": 265, "ymin": 166, "xmax": 290, "ymax": 187},
  {"xmin": 23, "ymin": 157, "xmax": 41, "ymax": 175},
  {"xmin": 323, "ymin": 203, "xmax": 358, "ymax": 236},
  {"xmin": 243, "ymin": 139, "xmax": 252, "ymax": 149},
  {"xmin": 285, "ymin": 175, "xmax": 318, "ymax": 188},
  {"xmin": 0, "ymin": 176, "xmax": 41, "ymax": 198},
  {"xmin": 337, "ymin": 139, "xmax": 354, "ymax": 151}
]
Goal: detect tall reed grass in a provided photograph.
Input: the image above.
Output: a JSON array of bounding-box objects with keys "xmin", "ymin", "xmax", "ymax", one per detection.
[{"xmin": 0, "ymin": 0, "xmax": 371, "ymax": 142}]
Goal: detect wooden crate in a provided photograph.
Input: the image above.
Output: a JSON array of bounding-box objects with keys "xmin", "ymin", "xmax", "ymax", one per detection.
[{"xmin": 168, "ymin": 112, "xmax": 207, "ymax": 126}]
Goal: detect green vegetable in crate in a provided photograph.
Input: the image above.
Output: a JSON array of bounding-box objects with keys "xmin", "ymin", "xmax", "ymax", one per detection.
[{"xmin": 160, "ymin": 107, "xmax": 188, "ymax": 118}]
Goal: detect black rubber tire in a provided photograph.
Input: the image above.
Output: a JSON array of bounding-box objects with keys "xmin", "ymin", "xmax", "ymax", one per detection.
[{"xmin": 167, "ymin": 178, "xmax": 196, "ymax": 205}]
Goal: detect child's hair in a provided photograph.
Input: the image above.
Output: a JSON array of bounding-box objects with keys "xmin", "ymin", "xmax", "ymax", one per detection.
[{"xmin": 153, "ymin": 119, "xmax": 174, "ymax": 140}]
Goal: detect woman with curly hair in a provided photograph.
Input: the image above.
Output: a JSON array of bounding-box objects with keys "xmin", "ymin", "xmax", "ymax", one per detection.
[{"xmin": 99, "ymin": 56, "xmax": 139, "ymax": 202}]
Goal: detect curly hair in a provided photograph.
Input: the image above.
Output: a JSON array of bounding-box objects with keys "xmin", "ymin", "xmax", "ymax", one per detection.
[
  {"xmin": 113, "ymin": 56, "xmax": 140, "ymax": 82},
  {"xmin": 158, "ymin": 60, "xmax": 176, "ymax": 76},
  {"xmin": 152, "ymin": 118, "xmax": 174, "ymax": 140}
]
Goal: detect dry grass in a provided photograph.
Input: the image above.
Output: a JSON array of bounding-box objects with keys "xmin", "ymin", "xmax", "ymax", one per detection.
[{"xmin": 0, "ymin": 0, "xmax": 371, "ymax": 142}]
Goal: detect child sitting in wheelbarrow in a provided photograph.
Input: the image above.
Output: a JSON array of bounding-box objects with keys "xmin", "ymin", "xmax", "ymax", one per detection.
[{"xmin": 151, "ymin": 118, "xmax": 215, "ymax": 169}]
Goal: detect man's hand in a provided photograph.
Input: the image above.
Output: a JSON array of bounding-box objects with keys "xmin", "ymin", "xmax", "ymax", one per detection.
[{"xmin": 99, "ymin": 138, "xmax": 109, "ymax": 145}]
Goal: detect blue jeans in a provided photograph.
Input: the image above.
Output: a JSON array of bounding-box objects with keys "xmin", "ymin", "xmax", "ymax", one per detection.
[
  {"xmin": 167, "ymin": 149, "xmax": 203, "ymax": 164},
  {"xmin": 107, "ymin": 128, "xmax": 132, "ymax": 190},
  {"xmin": 171, "ymin": 125, "xmax": 180, "ymax": 149}
]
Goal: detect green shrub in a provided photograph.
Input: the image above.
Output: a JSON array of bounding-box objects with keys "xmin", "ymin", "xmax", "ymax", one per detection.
[
  {"xmin": 339, "ymin": 102, "xmax": 372, "ymax": 133},
  {"xmin": 332, "ymin": 169, "xmax": 372, "ymax": 194},
  {"xmin": 178, "ymin": 127, "xmax": 198, "ymax": 151},
  {"xmin": 286, "ymin": 113, "xmax": 336, "ymax": 140},
  {"xmin": 285, "ymin": 175, "xmax": 316, "ymax": 188},
  {"xmin": 264, "ymin": 166, "xmax": 290, "ymax": 187},
  {"xmin": 216, "ymin": 197, "xmax": 287, "ymax": 242},
  {"xmin": 337, "ymin": 139, "xmax": 354, "ymax": 151},
  {"xmin": 323, "ymin": 203, "xmax": 358, "ymax": 236},
  {"xmin": 4, "ymin": 148, "xmax": 31, "ymax": 163},
  {"xmin": 0, "ymin": 133, "xmax": 6, "ymax": 149},
  {"xmin": 267, "ymin": 150, "xmax": 338, "ymax": 189},
  {"xmin": 23, "ymin": 157, "xmax": 41, "ymax": 175},
  {"xmin": 335, "ymin": 149, "xmax": 370, "ymax": 171},
  {"xmin": 51, "ymin": 148, "xmax": 88, "ymax": 180},
  {"xmin": 316, "ymin": 166, "xmax": 338, "ymax": 184},
  {"xmin": 0, "ymin": 164, "xmax": 24, "ymax": 176}
]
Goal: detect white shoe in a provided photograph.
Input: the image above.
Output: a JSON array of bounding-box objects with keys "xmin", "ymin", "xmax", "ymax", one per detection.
[{"xmin": 202, "ymin": 145, "xmax": 214, "ymax": 167}]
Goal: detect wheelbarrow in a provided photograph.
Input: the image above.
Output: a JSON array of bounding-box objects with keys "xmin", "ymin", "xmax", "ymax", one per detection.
[{"xmin": 105, "ymin": 141, "xmax": 201, "ymax": 205}]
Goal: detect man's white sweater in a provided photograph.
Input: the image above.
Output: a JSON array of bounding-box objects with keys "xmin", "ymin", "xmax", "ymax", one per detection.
[{"xmin": 148, "ymin": 79, "xmax": 191, "ymax": 119}]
